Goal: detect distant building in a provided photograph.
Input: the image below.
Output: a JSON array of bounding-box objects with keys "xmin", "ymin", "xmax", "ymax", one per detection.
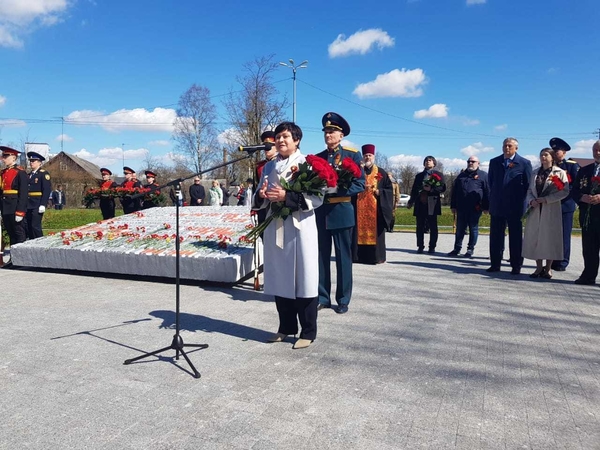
[{"xmin": 42, "ymin": 151, "xmax": 103, "ymax": 208}]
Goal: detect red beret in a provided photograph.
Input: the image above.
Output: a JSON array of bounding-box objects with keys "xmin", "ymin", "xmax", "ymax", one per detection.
[
  {"xmin": 0, "ymin": 146, "xmax": 21, "ymax": 157},
  {"xmin": 100, "ymin": 168, "xmax": 112, "ymax": 176},
  {"xmin": 145, "ymin": 170, "xmax": 157, "ymax": 178}
]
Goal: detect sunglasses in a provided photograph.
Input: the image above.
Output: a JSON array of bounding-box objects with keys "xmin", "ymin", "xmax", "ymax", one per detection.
[{"xmin": 467, "ymin": 160, "xmax": 478, "ymax": 164}]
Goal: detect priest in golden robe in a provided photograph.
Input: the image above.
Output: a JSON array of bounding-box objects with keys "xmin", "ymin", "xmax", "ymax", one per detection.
[{"xmin": 352, "ymin": 144, "xmax": 394, "ymax": 264}]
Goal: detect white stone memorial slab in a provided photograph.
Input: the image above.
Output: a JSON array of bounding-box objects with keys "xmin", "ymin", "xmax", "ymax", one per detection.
[{"xmin": 10, "ymin": 206, "xmax": 261, "ymax": 283}]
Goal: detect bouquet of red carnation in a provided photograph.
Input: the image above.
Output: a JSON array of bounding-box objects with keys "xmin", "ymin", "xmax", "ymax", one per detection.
[
  {"xmin": 523, "ymin": 173, "xmax": 566, "ymax": 219},
  {"xmin": 245, "ymin": 155, "xmax": 338, "ymax": 241},
  {"xmin": 335, "ymin": 157, "xmax": 363, "ymax": 191},
  {"xmin": 423, "ymin": 172, "xmax": 442, "ymax": 190}
]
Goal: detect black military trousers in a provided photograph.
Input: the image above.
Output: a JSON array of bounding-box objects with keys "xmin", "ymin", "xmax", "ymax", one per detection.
[
  {"xmin": 100, "ymin": 199, "xmax": 116, "ymax": 220},
  {"xmin": 26, "ymin": 209, "xmax": 44, "ymax": 239},
  {"xmin": 274, "ymin": 296, "xmax": 318, "ymax": 341},
  {"xmin": 2, "ymin": 214, "xmax": 27, "ymax": 245}
]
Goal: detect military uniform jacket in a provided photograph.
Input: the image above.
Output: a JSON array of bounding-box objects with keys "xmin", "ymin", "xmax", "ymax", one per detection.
[
  {"xmin": 27, "ymin": 169, "xmax": 52, "ymax": 210},
  {"xmin": 315, "ymin": 145, "xmax": 365, "ymax": 230},
  {"xmin": 0, "ymin": 165, "xmax": 28, "ymax": 216},
  {"xmin": 557, "ymin": 158, "xmax": 580, "ymax": 213},
  {"xmin": 572, "ymin": 162, "xmax": 600, "ymax": 227}
]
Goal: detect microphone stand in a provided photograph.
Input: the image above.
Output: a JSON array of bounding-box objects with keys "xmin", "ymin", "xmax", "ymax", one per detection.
[{"xmin": 124, "ymin": 149, "xmax": 260, "ymax": 379}]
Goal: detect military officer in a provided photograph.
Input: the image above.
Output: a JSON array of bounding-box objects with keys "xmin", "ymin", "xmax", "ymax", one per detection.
[
  {"xmin": 315, "ymin": 112, "xmax": 365, "ymax": 314},
  {"xmin": 26, "ymin": 151, "xmax": 52, "ymax": 239},
  {"xmin": 0, "ymin": 146, "xmax": 28, "ymax": 245},
  {"xmin": 549, "ymin": 137, "xmax": 579, "ymax": 272},
  {"xmin": 99, "ymin": 168, "xmax": 118, "ymax": 219},
  {"xmin": 142, "ymin": 170, "xmax": 160, "ymax": 209},
  {"xmin": 120, "ymin": 166, "xmax": 142, "ymax": 214}
]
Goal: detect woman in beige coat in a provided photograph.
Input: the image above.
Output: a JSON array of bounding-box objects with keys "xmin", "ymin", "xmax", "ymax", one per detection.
[{"xmin": 523, "ymin": 148, "xmax": 569, "ymax": 279}]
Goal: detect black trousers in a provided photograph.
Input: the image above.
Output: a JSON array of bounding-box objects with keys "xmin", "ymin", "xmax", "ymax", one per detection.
[
  {"xmin": 100, "ymin": 199, "xmax": 115, "ymax": 220},
  {"xmin": 580, "ymin": 226, "xmax": 600, "ymax": 282},
  {"xmin": 26, "ymin": 209, "xmax": 44, "ymax": 239},
  {"xmin": 416, "ymin": 214, "xmax": 438, "ymax": 249},
  {"xmin": 490, "ymin": 214, "xmax": 523, "ymax": 269},
  {"xmin": 274, "ymin": 296, "xmax": 318, "ymax": 340},
  {"xmin": 2, "ymin": 214, "xmax": 27, "ymax": 245}
]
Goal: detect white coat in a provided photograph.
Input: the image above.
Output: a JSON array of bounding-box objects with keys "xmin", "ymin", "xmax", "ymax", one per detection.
[
  {"xmin": 522, "ymin": 166, "xmax": 568, "ymax": 261},
  {"xmin": 253, "ymin": 150, "xmax": 323, "ymax": 299}
]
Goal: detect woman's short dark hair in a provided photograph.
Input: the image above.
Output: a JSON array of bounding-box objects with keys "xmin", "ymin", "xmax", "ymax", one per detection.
[
  {"xmin": 274, "ymin": 122, "xmax": 303, "ymax": 143},
  {"xmin": 540, "ymin": 147, "xmax": 558, "ymax": 165},
  {"xmin": 423, "ymin": 155, "xmax": 437, "ymax": 166}
]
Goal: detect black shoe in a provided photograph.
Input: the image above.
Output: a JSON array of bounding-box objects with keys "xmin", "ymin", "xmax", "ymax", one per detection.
[
  {"xmin": 553, "ymin": 266, "xmax": 566, "ymax": 272},
  {"xmin": 447, "ymin": 250, "xmax": 460, "ymax": 256},
  {"xmin": 510, "ymin": 267, "xmax": 521, "ymax": 275},
  {"xmin": 574, "ymin": 278, "xmax": 595, "ymax": 285},
  {"xmin": 463, "ymin": 252, "xmax": 473, "ymax": 259},
  {"xmin": 417, "ymin": 247, "xmax": 424, "ymax": 254},
  {"xmin": 335, "ymin": 305, "xmax": 349, "ymax": 314},
  {"xmin": 486, "ymin": 266, "xmax": 500, "ymax": 273},
  {"xmin": 317, "ymin": 303, "xmax": 329, "ymax": 311},
  {"xmin": 427, "ymin": 248, "xmax": 435, "ymax": 254},
  {"xmin": 529, "ymin": 270, "xmax": 542, "ymax": 278},
  {"xmin": 540, "ymin": 269, "xmax": 552, "ymax": 279}
]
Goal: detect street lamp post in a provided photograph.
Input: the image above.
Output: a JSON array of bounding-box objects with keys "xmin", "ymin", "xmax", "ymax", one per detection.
[{"xmin": 279, "ymin": 59, "xmax": 308, "ymax": 123}]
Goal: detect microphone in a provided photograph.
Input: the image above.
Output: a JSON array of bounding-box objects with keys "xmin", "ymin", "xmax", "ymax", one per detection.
[{"xmin": 238, "ymin": 143, "xmax": 273, "ymax": 152}]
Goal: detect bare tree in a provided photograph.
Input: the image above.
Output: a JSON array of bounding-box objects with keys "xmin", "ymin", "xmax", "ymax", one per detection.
[
  {"xmin": 222, "ymin": 55, "xmax": 289, "ymax": 183},
  {"xmin": 172, "ymin": 84, "xmax": 220, "ymax": 177},
  {"xmin": 375, "ymin": 153, "xmax": 390, "ymax": 171},
  {"xmin": 397, "ymin": 164, "xmax": 419, "ymax": 194}
]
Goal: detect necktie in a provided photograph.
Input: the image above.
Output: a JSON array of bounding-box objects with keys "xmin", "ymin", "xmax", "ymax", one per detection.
[
  {"xmin": 595, "ymin": 163, "xmax": 600, "ymax": 177},
  {"xmin": 504, "ymin": 159, "xmax": 510, "ymax": 168}
]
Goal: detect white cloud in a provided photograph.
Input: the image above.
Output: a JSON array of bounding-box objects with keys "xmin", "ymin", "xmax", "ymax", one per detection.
[
  {"xmin": 217, "ymin": 128, "xmax": 244, "ymax": 146},
  {"xmin": 569, "ymin": 139, "xmax": 597, "ymax": 156},
  {"xmin": 460, "ymin": 142, "xmax": 494, "ymax": 156},
  {"xmin": 466, "ymin": 0, "xmax": 486, "ymax": 5},
  {"xmin": 74, "ymin": 146, "xmax": 149, "ymax": 168},
  {"xmin": 523, "ymin": 154, "xmax": 541, "ymax": 170},
  {"xmin": 494, "ymin": 124, "xmax": 507, "ymax": 131},
  {"xmin": 388, "ymin": 154, "xmax": 424, "ymax": 168},
  {"xmin": 65, "ymin": 107, "xmax": 177, "ymax": 133},
  {"xmin": 0, "ymin": 95, "xmax": 6, "ymax": 107},
  {"xmin": 353, "ymin": 68, "xmax": 427, "ymax": 99},
  {"xmin": 413, "ymin": 104, "xmax": 448, "ymax": 119},
  {"xmin": 341, "ymin": 139, "xmax": 357, "ymax": 150},
  {"xmin": 55, "ymin": 133, "xmax": 73, "ymax": 142},
  {"xmin": 328, "ymin": 28, "xmax": 395, "ymax": 58},
  {"xmin": 0, "ymin": 118, "xmax": 26, "ymax": 128},
  {"xmin": 148, "ymin": 140, "xmax": 170, "ymax": 147},
  {"xmin": 462, "ymin": 118, "xmax": 480, "ymax": 126},
  {"xmin": 0, "ymin": 0, "xmax": 71, "ymax": 48}
]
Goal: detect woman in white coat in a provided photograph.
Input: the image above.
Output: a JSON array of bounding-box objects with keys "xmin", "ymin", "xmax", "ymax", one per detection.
[
  {"xmin": 253, "ymin": 122, "xmax": 323, "ymax": 349},
  {"xmin": 523, "ymin": 148, "xmax": 569, "ymax": 279}
]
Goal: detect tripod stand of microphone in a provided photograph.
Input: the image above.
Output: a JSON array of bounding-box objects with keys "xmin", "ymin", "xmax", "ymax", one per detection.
[{"xmin": 123, "ymin": 145, "xmax": 267, "ymax": 379}]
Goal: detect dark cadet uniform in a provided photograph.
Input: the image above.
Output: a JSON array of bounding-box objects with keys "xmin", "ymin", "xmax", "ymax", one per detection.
[
  {"xmin": 549, "ymin": 137, "xmax": 580, "ymax": 271},
  {"xmin": 315, "ymin": 113, "xmax": 365, "ymax": 313},
  {"xmin": 0, "ymin": 146, "xmax": 28, "ymax": 245},
  {"xmin": 99, "ymin": 168, "xmax": 118, "ymax": 220},
  {"xmin": 571, "ymin": 158, "xmax": 600, "ymax": 284},
  {"xmin": 120, "ymin": 166, "xmax": 142, "ymax": 214},
  {"xmin": 142, "ymin": 170, "xmax": 160, "ymax": 209},
  {"xmin": 26, "ymin": 151, "xmax": 52, "ymax": 239},
  {"xmin": 255, "ymin": 130, "xmax": 277, "ymax": 232}
]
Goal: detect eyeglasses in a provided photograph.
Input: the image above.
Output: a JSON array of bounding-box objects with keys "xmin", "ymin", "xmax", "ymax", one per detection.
[{"xmin": 467, "ymin": 160, "xmax": 478, "ymax": 164}]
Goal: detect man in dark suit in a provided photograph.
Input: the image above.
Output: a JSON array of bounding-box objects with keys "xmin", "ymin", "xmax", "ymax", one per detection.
[
  {"xmin": 26, "ymin": 151, "xmax": 52, "ymax": 239},
  {"xmin": 189, "ymin": 177, "xmax": 206, "ymax": 206},
  {"xmin": 487, "ymin": 137, "xmax": 532, "ymax": 274},
  {"xmin": 548, "ymin": 137, "xmax": 580, "ymax": 272},
  {"xmin": 51, "ymin": 185, "xmax": 66, "ymax": 210},
  {"xmin": 315, "ymin": 112, "xmax": 365, "ymax": 314},
  {"xmin": 408, "ymin": 156, "xmax": 446, "ymax": 253},
  {"xmin": 571, "ymin": 140, "xmax": 600, "ymax": 285}
]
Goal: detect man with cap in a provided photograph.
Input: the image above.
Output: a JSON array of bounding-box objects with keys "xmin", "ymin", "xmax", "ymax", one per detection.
[
  {"xmin": 352, "ymin": 144, "xmax": 394, "ymax": 264},
  {"xmin": 26, "ymin": 151, "xmax": 52, "ymax": 239},
  {"xmin": 0, "ymin": 146, "xmax": 28, "ymax": 245},
  {"xmin": 315, "ymin": 112, "xmax": 365, "ymax": 314},
  {"xmin": 255, "ymin": 130, "xmax": 279, "ymax": 229},
  {"xmin": 549, "ymin": 137, "xmax": 580, "ymax": 272},
  {"xmin": 142, "ymin": 170, "xmax": 160, "ymax": 209},
  {"xmin": 120, "ymin": 166, "xmax": 142, "ymax": 214},
  {"xmin": 571, "ymin": 140, "xmax": 600, "ymax": 285},
  {"xmin": 99, "ymin": 168, "xmax": 118, "ymax": 219}
]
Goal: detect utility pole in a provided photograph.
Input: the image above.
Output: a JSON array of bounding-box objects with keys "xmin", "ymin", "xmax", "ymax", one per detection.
[
  {"xmin": 279, "ymin": 59, "xmax": 308, "ymax": 123},
  {"xmin": 122, "ymin": 143, "xmax": 126, "ymax": 169}
]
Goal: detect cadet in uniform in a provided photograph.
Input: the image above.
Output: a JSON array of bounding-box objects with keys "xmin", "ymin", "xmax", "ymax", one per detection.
[
  {"xmin": 549, "ymin": 137, "xmax": 580, "ymax": 272},
  {"xmin": 0, "ymin": 146, "xmax": 28, "ymax": 245},
  {"xmin": 99, "ymin": 168, "xmax": 118, "ymax": 220},
  {"xmin": 255, "ymin": 130, "xmax": 278, "ymax": 231},
  {"xmin": 120, "ymin": 166, "xmax": 142, "ymax": 214},
  {"xmin": 26, "ymin": 151, "xmax": 52, "ymax": 239},
  {"xmin": 315, "ymin": 112, "xmax": 365, "ymax": 314},
  {"xmin": 142, "ymin": 170, "xmax": 160, "ymax": 209}
]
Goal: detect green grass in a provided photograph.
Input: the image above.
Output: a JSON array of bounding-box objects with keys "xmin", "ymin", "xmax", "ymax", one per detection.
[{"xmin": 42, "ymin": 208, "xmax": 123, "ymax": 232}]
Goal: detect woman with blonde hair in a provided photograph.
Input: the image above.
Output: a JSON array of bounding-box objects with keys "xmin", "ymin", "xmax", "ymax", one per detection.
[{"xmin": 208, "ymin": 180, "xmax": 223, "ymax": 207}]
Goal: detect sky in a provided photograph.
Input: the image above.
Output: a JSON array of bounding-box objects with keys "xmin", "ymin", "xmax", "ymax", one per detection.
[{"xmin": 1, "ymin": 0, "xmax": 599, "ymax": 178}]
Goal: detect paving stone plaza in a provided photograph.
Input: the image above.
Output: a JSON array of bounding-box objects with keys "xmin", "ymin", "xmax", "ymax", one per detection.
[{"xmin": 1, "ymin": 232, "xmax": 598, "ymax": 449}]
